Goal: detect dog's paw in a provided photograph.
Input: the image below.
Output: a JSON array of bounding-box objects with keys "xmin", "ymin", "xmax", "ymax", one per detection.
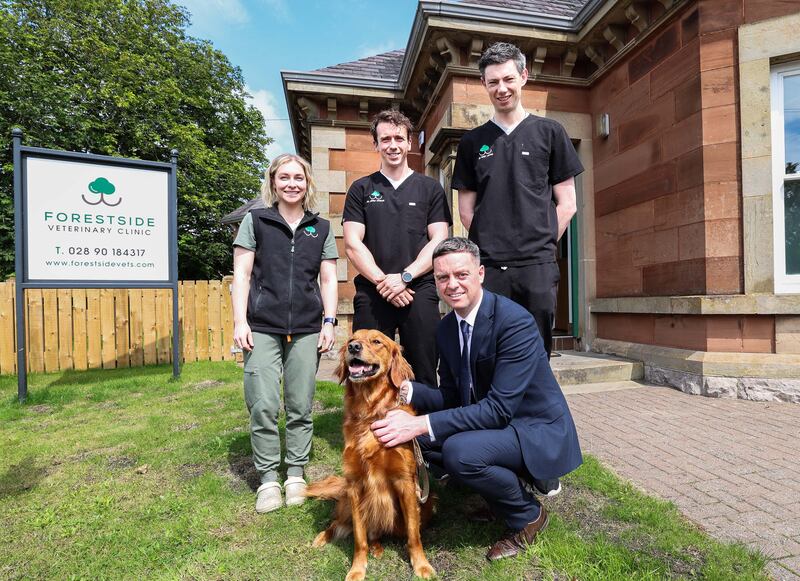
[
  {"xmin": 344, "ymin": 568, "xmax": 366, "ymax": 581},
  {"xmin": 369, "ymin": 541, "xmax": 384, "ymax": 558},
  {"xmin": 312, "ymin": 531, "xmax": 329, "ymax": 548},
  {"xmin": 413, "ymin": 562, "xmax": 436, "ymax": 579}
]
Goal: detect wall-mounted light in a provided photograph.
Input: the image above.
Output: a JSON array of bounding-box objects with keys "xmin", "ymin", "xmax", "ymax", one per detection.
[{"xmin": 597, "ymin": 113, "xmax": 610, "ymax": 138}]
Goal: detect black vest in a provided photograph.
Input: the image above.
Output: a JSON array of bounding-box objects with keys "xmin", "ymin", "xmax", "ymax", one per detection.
[{"xmin": 247, "ymin": 206, "xmax": 331, "ymax": 335}]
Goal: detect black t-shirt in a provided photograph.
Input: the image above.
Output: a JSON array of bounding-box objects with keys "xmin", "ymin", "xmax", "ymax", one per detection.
[
  {"xmin": 452, "ymin": 115, "xmax": 584, "ymax": 265},
  {"xmin": 343, "ymin": 171, "xmax": 452, "ymax": 284}
]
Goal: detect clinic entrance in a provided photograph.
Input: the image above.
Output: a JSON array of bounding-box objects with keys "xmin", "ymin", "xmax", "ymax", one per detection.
[
  {"xmin": 553, "ymin": 139, "xmax": 582, "ymax": 352},
  {"xmin": 554, "ymin": 218, "xmax": 578, "ymax": 347}
]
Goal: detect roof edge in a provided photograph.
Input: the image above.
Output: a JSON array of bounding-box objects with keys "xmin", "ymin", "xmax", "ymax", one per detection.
[
  {"xmin": 342, "ymin": 0, "xmax": 608, "ymax": 92},
  {"xmin": 571, "ymin": 0, "xmax": 611, "ymax": 28},
  {"xmin": 281, "ymin": 70, "xmax": 401, "ymax": 91},
  {"xmin": 282, "ymin": 1, "xmax": 611, "ymax": 93}
]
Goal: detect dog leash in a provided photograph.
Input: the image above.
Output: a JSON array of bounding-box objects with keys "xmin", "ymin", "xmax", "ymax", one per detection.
[
  {"xmin": 412, "ymin": 438, "xmax": 430, "ymax": 504},
  {"xmin": 396, "ymin": 387, "xmax": 430, "ymax": 504}
]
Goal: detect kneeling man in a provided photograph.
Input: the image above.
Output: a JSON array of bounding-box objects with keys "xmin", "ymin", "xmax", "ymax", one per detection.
[{"xmin": 371, "ymin": 237, "xmax": 582, "ymax": 561}]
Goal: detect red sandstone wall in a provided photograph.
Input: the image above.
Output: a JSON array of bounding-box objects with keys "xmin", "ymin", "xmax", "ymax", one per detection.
[
  {"xmin": 592, "ymin": 1, "xmax": 749, "ymax": 298},
  {"xmin": 593, "ymin": 7, "xmax": 708, "ymax": 297},
  {"xmin": 597, "ymin": 313, "xmax": 775, "ymax": 352},
  {"xmin": 590, "ymin": 0, "xmax": 800, "ymax": 352}
]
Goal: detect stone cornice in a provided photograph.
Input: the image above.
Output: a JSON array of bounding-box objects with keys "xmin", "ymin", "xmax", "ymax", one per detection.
[{"xmin": 307, "ymin": 119, "xmax": 372, "ymax": 130}]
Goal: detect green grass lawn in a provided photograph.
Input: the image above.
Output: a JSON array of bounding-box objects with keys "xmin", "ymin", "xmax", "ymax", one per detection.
[{"xmin": 0, "ymin": 362, "xmax": 767, "ymax": 580}]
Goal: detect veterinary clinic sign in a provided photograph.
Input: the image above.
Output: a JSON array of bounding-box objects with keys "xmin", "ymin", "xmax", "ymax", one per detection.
[
  {"xmin": 25, "ymin": 157, "xmax": 170, "ymax": 281},
  {"xmin": 12, "ymin": 129, "xmax": 181, "ymax": 402}
]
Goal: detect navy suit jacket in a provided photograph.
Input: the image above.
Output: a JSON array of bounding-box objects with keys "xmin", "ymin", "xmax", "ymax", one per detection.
[{"xmin": 411, "ymin": 290, "xmax": 582, "ymax": 480}]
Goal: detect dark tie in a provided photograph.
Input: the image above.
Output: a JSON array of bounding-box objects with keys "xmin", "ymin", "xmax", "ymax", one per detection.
[{"xmin": 459, "ymin": 320, "xmax": 473, "ymax": 405}]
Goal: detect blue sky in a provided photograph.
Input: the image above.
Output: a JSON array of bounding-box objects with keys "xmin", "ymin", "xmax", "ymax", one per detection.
[{"xmin": 178, "ymin": 0, "xmax": 418, "ymax": 159}]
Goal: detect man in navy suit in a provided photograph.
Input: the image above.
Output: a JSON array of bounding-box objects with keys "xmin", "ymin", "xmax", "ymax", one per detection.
[{"xmin": 371, "ymin": 237, "xmax": 582, "ymax": 561}]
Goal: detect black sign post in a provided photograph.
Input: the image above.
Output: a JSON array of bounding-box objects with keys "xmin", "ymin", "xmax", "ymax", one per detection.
[{"xmin": 12, "ymin": 129, "xmax": 181, "ymax": 402}]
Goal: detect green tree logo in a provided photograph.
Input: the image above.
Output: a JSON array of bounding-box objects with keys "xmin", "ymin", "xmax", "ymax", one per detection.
[{"xmin": 82, "ymin": 177, "xmax": 122, "ymax": 207}]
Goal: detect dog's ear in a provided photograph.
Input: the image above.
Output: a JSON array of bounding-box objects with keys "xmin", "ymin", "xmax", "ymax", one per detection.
[
  {"xmin": 334, "ymin": 342, "xmax": 349, "ymax": 384},
  {"xmin": 388, "ymin": 342, "xmax": 414, "ymax": 388}
]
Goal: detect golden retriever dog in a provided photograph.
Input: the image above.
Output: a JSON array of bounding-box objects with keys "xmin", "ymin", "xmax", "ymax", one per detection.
[{"xmin": 305, "ymin": 329, "xmax": 435, "ymax": 581}]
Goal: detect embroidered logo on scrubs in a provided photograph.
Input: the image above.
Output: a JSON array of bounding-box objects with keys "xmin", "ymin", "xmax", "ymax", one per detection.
[
  {"xmin": 366, "ymin": 190, "xmax": 385, "ymax": 203},
  {"xmin": 478, "ymin": 144, "xmax": 494, "ymax": 160},
  {"xmin": 303, "ymin": 225, "xmax": 318, "ymax": 238}
]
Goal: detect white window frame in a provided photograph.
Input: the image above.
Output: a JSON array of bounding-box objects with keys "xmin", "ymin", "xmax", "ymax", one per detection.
[{"xmin": 770, "ymin": 62, "xmax": 800, "ymax": 294}]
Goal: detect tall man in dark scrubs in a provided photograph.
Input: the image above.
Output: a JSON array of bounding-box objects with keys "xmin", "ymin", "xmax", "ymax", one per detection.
[
  {"xmin": 452, "ymin": 42, "xmax": 584, "ymax": 358},
  {"xmin": 343, "ymin": 109, "xmax": 452, "ymax": 385}
]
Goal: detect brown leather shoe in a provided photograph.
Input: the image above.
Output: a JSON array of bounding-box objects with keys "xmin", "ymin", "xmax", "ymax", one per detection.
[{"xmin": 486, "ymin": 506, "xmax": 549, "ymax": 561}]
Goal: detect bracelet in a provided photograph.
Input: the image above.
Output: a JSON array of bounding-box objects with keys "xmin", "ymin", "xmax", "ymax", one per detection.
[{"xmin": 323, "ymin": 317, "xmax": 338, "ymax": 326}]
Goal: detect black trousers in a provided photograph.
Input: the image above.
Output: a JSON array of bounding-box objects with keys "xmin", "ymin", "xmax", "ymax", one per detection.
[
  {"xmin": 352, "ymin": 280, "xmax": 439, "ymax": 386},
  {"xmin": 483, "ymin": 261, "xmax": 560, "ymax": 358},
  {"xmin": 417, "ymin": 427, "xmax": 541, "ymax": 531}
]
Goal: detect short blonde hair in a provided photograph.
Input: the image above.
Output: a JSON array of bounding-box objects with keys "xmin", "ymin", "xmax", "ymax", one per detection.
[{"xmin": 261, "ymin": 153, "xmax": 318, "ymax": 211}]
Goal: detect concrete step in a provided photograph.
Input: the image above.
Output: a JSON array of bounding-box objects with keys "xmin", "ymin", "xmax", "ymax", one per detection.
[
  {"xmin": 551, "ymin": 350, "xmax": 643, "ymax": 385},
  {"xmin": 561, "ymin": 380, "xmax": 647, "ymax": 395}
]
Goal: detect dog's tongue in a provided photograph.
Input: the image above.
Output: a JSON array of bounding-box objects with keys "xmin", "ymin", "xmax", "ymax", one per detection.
[{"xmin": 349, "ymin": 363, "xmax": 370, "ymax": 375}]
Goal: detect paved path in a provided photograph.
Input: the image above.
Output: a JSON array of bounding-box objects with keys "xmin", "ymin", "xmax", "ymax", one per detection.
[
  {"xmin": 319, "ymin": 359, "xmax": 800, "ymax": 578},
  {"xmin": 566, "ymin": 384, "xmax": 800, "ymax": 580}
]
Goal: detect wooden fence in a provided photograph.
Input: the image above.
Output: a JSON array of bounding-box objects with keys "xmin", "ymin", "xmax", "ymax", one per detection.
[{"xmin": 0, "ymin": 279, "xmax": 237, "ymax": 375}]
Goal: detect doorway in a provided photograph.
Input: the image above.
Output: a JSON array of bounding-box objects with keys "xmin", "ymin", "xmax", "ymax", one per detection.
[{"xmin": 554, "ymin": 216, "xmax": 578, "ymax": 338}]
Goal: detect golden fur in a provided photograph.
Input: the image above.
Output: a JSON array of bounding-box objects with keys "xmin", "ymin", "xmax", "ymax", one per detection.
[{"xmin": 306, "ymin": 329, "xmax": 435, "ymax": 581}]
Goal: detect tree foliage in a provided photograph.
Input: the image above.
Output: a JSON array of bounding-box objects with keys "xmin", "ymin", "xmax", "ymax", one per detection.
[{"xmin": 0, "ymin": 0, "xmax": 270, "ymax": 279}]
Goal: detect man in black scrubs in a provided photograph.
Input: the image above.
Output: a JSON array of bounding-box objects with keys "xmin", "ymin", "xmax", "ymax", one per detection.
[
  {"xmin": 452, "ymin": 42, "xmax": 584, "ymax": 359},
  {"xmin": 343, "ymin": 109, "xmax": 452, "ymax": 385}
]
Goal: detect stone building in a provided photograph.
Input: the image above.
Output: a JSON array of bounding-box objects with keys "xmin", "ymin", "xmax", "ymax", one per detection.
[{"xmin": 280, "ymin": 0, "xmax": 800, "ymax": 401}]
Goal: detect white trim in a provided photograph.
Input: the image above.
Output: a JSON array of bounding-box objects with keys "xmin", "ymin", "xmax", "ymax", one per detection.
[{"xmin": 770, "ymin": 62, "xmax": 800, "ymax": 294}]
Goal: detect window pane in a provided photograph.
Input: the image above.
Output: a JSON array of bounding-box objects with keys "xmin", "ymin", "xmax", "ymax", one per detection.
[
  {"xmin": 784, "ymin": 74, "xmax": 800, "ymax": 175},
  {"xmin": 786, "ymin": 180, "xmax": 800, "ymax": 275}
]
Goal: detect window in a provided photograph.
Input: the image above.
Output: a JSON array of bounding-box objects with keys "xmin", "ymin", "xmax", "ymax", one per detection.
[{"xmin": 771, "ymin": 63, "xmax": 800, "ymax": 293}]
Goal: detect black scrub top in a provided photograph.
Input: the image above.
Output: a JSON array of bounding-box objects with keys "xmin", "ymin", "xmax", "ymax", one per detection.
[
  {"xmin": 343, "ymin": 171, "xmax": 452, "ymax": 285},
  {"xmin": 452, "ymin": 115, "xmax": 584, "ymax": 266}
]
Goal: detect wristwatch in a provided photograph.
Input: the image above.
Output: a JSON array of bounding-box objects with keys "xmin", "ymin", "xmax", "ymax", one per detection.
[
  {"xmin": 323, "ymin": 317, "xmax": 338, "ymax": 326},
  {"xmin": 401, "ymin": 270, "xmax": 413, "ymax": 284}
]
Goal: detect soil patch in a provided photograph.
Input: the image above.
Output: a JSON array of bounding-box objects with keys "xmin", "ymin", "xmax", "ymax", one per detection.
[
  {"xmin": 107, "ymin": 455, "xmax": 136, "ymax": 470},
  {"xmin": 191, "ymin": 380, "xmax": 225, "ymax": 390},
  {"xmin": 227, "ymin": 454, "xmax": 260, "ymax": 491},
  {"xmin": 179, "ymin": 463, "xmax": 206, "ymax": 479}
]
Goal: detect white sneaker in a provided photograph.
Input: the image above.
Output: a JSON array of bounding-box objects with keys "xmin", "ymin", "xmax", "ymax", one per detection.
[
  {"xmin": 255, "ymin": 482, "xmax": 283, "ymax": 513},
  {"xmin": 284, "ymin": 476, "xmax": 307, "ymax": 507}
]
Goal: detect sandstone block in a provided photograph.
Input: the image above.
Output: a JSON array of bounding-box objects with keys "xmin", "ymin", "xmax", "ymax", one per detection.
[{"xmin": 311, "ymin": 126, "xmax": 346, "ymax": 150}]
